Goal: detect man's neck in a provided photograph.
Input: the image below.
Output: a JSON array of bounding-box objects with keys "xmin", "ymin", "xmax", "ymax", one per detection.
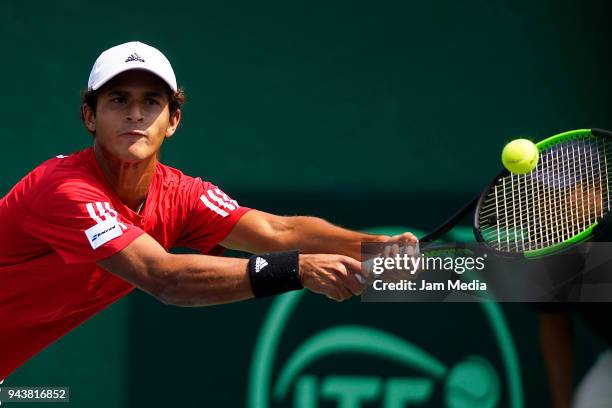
[{"xmin": 93, "ymin": 145, "xmax": 157, "ymax": 212}]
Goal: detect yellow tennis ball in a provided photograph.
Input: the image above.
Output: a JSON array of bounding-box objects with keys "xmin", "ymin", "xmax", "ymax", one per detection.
[{"xmin": 501, "ymin": 139, "xmax": 539, "ymax": 174}]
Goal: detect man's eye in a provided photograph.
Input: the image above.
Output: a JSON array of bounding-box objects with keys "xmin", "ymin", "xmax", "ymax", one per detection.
[
  {"xmin": 146, "ymin": 98, "xmax": 160, "ymax": 105},
  {"xmin": 111, "ymin": 97, "xmax": 125, "ymax": 103}
]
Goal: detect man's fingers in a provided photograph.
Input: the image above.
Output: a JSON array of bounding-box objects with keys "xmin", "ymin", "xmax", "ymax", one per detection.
[
  {"xmin": 300, "ymin": 254, "xmax": 369, "ymax": 301},
  {"xmin": 337, "ymin": 286, "xmax": 352, "ymax": 300},
  {"xmin": 336, "ymin": 256, "xmax": 367, "ymax": 293},
  {"xmin": 338, "ymin": 255, "xmax": 361, "ymax": 273},
  {"xmin": 383, "ymin": 244, "xmax": 391, "ymax": 259},
  {"xmin": 326, "ymin": 261, "xmax": 363, "ymax": 296},
  {"xmin": 393, "ymin": 232, "xmax": 419, "ymax": 244},
  {"xmin": 344, "ymin": 273, "xmax": 365, "ymax": 295},
  {"xmin": 390, "ymin": 243, "xmax": 400, "ymax": 258},
  {"xmin": 325, "ymin": 284, "xmax": 351, "ymax": 302}
]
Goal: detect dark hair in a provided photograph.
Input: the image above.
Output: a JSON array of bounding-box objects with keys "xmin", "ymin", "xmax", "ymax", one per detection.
[{"xmin": 79, "ymin": 85, "xmax": 186, "ymax": 135}]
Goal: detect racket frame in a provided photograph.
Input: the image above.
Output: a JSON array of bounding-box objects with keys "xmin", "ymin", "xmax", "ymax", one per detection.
[{"xmin": 473, "ymin": 128, "xmax": 612, "ymax": 258}]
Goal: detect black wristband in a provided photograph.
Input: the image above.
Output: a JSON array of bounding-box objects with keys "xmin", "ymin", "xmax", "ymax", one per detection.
[{"xmin": 248, "ymin": 250, "xmax": 302, "ymax": 297}]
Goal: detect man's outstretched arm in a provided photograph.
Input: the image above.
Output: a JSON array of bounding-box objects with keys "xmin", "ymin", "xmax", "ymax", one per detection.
[
  {"xmin": 221, "ymin": 210, "xmax": 418, "ymax": 259},
  {"xmin": 98, "ymin": 233, "xmax": 364, "ymax": 306}
]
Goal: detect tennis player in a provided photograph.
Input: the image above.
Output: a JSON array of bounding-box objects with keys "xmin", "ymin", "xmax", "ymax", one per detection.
[{"xmin": 0, "ymin": 41, "xmax": 417, "ymax": 380}]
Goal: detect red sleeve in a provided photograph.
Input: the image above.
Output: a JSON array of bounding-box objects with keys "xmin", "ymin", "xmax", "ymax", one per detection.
[
  {"xmin": 175, "ymin": 180, "xmax": 250, "ymax": 254},
  {"xmin": 22, "ymin": 180, "xmax": 145, "ymax": 264}
]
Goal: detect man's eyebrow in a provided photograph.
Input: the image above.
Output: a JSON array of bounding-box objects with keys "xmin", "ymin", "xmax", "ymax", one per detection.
[
  {"xmin": 106, "ymin": 90, "xmax": 128, "ymax": 97},
  {"xmin": 144, "ymin": 91, "xmax": 166, "ymax": 98}
]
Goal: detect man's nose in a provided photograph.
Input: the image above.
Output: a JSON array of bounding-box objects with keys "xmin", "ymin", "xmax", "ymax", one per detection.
[{"xmin": 126, "ymin": 101, "xmax": 144, "ymax": 122}]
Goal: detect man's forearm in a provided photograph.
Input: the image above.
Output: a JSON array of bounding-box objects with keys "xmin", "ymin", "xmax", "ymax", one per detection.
[
  {"xmin": 222, "ymin": 211, "xmax": 417, "ymax": 259},
  {"xmin": 98, "ymin": 240, "xmax": 255, "ymax": 308},
  {"xmin": 276, "ymin": 216, "xmax": 387, "ymax": 260},
  {"xmin": 101, "ymin": 229, "xmax": 366, "ymax": 307},
  {"xmin": 151, "ymin": 254, "xmax": 252, "ymax": 307}
]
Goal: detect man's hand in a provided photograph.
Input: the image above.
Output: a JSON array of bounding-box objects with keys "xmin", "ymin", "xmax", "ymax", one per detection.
[
  {"xmin": 299, "ymin": 254, "xmax": 365, "ymax": 302},
  {"xmin": 383, "ymin": 232, "xmax": 419, "ymax": 246},
  {"xmin": 358, "ymin": 232, "xmax": 420, "ymax": 284}
]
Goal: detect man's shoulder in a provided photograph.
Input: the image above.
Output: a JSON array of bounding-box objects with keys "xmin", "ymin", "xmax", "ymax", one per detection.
[
  {"xmin": 156, "ymin": 162, "xmax": 214, "ymax": 191},
  {"xmin": 40, "ymin": 148, "xmax": 101, "ymax": 184},
  {"xmin": 15, "ymin": 148, "xmax": 107, "ymax": 206}
]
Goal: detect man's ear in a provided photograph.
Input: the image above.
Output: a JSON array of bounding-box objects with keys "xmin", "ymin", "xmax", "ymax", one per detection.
[
  {"xmin": 82, "ymin": 104, "xmax": 96, "ymax": 133},
  {"xmin": 165, "ymin": 109, "xmax": 181, "ymax": 139}
]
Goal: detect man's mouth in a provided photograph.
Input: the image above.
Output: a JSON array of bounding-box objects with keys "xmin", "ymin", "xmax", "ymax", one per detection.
[{"xmin": 120, "ymin": 130, "xmax": 147, "ymax": 137}]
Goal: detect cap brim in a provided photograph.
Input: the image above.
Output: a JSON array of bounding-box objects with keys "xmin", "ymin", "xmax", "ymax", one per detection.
[{"xmin": 89, "ymin": 66, "xmax": 177, "ymax": 92}]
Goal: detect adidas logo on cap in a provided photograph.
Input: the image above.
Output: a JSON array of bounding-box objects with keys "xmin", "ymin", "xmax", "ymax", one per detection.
[{"xmin": 125, "ymin": 53, "xmax": 145, "ymax": 63}]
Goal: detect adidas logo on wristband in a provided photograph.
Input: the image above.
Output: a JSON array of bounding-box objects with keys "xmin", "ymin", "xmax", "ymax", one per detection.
[
  {"xmin": 255, "ymin": 257, "xmax": 268, "ymax": 273},
  {"xmin": 248, "ymin": 251, "xmax": 301, "ymax": 297}
]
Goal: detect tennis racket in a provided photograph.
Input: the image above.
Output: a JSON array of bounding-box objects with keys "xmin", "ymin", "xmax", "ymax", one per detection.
[{"xmin": 419, "ymin": 128, "xmax": 612, "ymax": 258}]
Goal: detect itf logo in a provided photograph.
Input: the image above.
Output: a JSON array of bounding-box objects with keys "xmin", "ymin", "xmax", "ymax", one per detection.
[{"xmin": 247, "ymin": 227, "xmax": 524, "ymax": 408}]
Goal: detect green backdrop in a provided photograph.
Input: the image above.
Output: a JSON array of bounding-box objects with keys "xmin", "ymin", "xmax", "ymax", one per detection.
[{"xmin": 2, "ymin": 0, "xmax": 611, "ymax": 406}]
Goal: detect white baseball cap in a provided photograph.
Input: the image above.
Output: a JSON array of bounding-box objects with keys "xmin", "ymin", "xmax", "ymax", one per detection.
[{"xmin": 87, "ymin": 41, "xmax": 177, "ymax": 92}]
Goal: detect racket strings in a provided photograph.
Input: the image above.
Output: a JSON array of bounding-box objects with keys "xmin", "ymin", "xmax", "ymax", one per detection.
[
  {"xmin": 478, "ymin": 138, "xmax": 610, "ymax": 214},
  {"xmin": 479, "ymin": 167, "xmax": 610, "ymax": 233},
  {"xmin": 479, "ymin": 139, "xmax": 610, "ymax": 220},
  {"xmin": 481, "ymin": 151, "xmax": 609, "ymax": 250},
  {"xmin": 478, "ymin": 161, "xmax": 610, "ymax": 229},
  {"xmin": 478, "ymin": 136, "xmax": 612, "ymax": 252},
  {"xmin": 484, "ymin": 141, "xmax": 609, "ymax": 250}
]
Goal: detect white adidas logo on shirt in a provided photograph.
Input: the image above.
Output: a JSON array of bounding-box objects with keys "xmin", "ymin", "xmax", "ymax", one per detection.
[{"xmin": 255, "ymin": 257, "xmax": 268, "ymax": 273}]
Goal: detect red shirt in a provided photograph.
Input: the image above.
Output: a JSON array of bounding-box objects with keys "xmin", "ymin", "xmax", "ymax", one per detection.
[{"xmin": 0, "ymin": 147, "xmax": 250, "ymax": 380}]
